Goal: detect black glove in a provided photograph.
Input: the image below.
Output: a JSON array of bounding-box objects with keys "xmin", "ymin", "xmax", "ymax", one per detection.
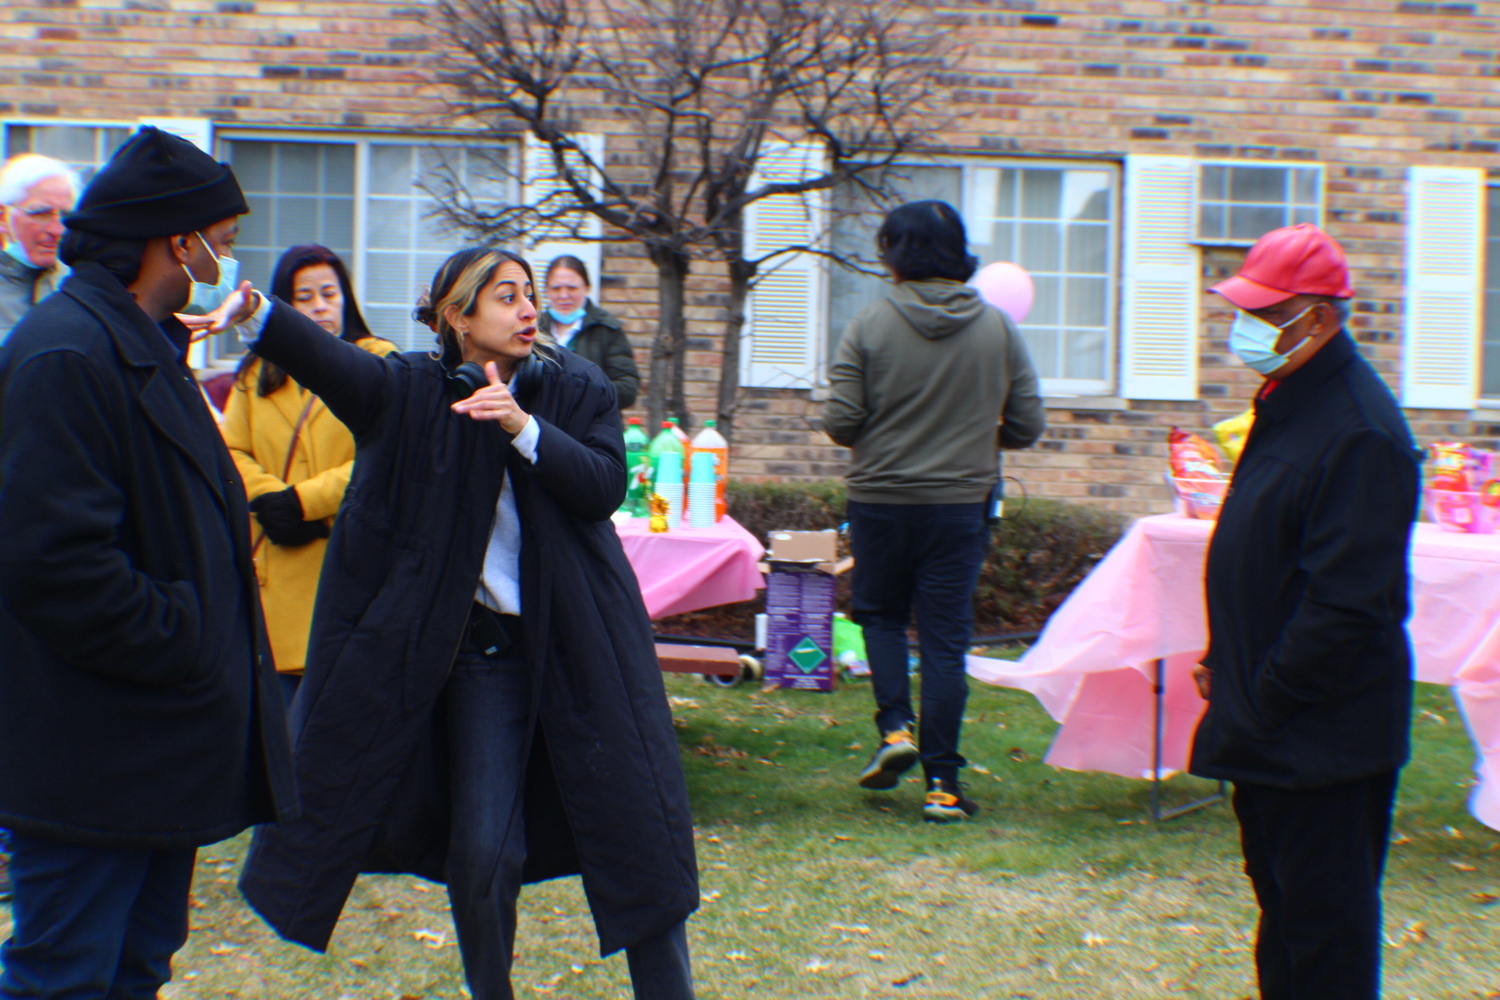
[{"xmin": 250, "ymin": 487, "xmax": 330, "ymax": 548}]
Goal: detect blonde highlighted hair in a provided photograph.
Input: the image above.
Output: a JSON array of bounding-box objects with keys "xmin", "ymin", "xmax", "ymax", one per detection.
[{"xmin": 419, "ymin": 247, "xmax": 554, "ymax": 366}]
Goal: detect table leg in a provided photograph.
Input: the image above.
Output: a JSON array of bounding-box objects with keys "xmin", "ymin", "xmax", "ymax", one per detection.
[{"xmin": 1149, "ymin": 657, "xmax": 1227, "ymax": 822}]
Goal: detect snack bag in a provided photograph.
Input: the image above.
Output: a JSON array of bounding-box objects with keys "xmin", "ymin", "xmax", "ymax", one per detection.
[
  {"xmin": 1168, "ymin": 428, "xmax": 1229, "ymax": 520},
  {"xmin": 1169, "ymin": 428, "xmax": 1226, "ymax": 479},
  {"xmin": 1212, "ymin": 409, "xmax": 1255, "ymax": 465},
  {"xmin": 1428, "ymin": 441, "xmax": 1474, "ymax": 493},
  {"xmin": 1473, "ymin": 449, "xmax": 1500, "ymax": 508}
]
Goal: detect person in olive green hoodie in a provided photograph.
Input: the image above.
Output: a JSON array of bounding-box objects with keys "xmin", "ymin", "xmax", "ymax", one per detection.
[{"xmin": 823, "ymin": 200, "xmax": 1044, "ymax": 823}]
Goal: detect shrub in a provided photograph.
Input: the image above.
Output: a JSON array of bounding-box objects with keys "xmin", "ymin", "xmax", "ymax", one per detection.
[{"xmin": 719, "ymin": 480, "xmax": 1126, "ymax": 636}]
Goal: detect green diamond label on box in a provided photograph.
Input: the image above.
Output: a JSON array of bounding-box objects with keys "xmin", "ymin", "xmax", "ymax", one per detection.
[{"xmin": 788, "ymin": 636, "xmax": 827, "ymax": 673}]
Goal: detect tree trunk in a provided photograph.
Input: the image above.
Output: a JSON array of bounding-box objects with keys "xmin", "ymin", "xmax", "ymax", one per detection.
[
  {"xmin": 715, "ymin": 255, "xmax": 755, "ymax": 442},
  {"xmin": 646, "ymin": 246, "xmax": 691, "ymax": 431}
]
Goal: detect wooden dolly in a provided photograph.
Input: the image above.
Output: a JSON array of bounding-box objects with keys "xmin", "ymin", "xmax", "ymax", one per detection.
[{"xmin": 654, "ymin": 643, "xmax": 763, "ymax": 687}]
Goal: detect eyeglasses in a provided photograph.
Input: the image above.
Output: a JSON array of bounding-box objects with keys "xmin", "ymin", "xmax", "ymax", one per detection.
[{"xmin": 12, "ymin": 206, "xmax": 65, "ymax": 224}]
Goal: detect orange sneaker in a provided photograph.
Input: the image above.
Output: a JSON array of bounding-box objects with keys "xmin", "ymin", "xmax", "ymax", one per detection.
[
  {"xmin": 857, "ymin": 728, "xmax": 919, "ymax": 790},
  {"xmin": 923, "ymin": 778, "xmax": 979, "ymax": 823}
]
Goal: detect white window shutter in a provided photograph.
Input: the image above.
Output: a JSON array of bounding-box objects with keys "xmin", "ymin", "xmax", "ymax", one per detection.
[
  {"xmin": 1401, "ymin": 166, "xmax": 1483, "ymax": 410},
  {"xmin": 138, "ymin": 118, "xmax": 213, "ymax": 153},
  {"xmin": 522, "ymin": 133, "xmax": 604, "ymax": 303},
  {"xmin": 741, "ymin": 141, "xmax": 828, "ymax": 389},
  {"xmin": 1119, "ymin": 155, "xmax": 1200, "ymax": 401}
]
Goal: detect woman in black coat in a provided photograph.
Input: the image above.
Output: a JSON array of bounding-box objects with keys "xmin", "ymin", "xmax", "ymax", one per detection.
[
  {"xmin": 537, "ymin": 255, "xmax": 640, "ymax": 409},
  {"xmin": 209, "ymin": 249, "xmax": 698, "ymax": 1000}
]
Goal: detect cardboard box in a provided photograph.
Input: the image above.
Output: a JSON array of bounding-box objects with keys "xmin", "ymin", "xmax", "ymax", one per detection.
[{"xmin": 761, "ymin": 530, "xmax": 851, "ymax": 692}]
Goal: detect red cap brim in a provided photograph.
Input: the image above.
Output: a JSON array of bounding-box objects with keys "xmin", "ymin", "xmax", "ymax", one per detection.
[{"xmin": 1210, "ymin": 274, "xmax": 1296, "ymax": 311}]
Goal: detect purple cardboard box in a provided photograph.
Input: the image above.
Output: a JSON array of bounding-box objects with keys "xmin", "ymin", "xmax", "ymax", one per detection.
[{"xmin": 763, "ymin": 562, "xmax": 837, "ymax": 692}]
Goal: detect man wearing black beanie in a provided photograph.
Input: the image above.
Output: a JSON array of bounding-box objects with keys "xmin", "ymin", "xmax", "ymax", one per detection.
[{"xmin": 0, "ymin": 127, "xmax": 296, "ymax": 999}]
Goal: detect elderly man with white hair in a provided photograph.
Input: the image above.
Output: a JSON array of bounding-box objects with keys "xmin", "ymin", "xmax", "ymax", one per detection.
[{"xmin": 0, "ymin": 153, "xmax": 79, "ymax": 342}]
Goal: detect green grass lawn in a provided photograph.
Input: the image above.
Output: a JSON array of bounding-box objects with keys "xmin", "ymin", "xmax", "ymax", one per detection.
[{"xmin": 6, "ymin": 675, "xmax": 1498, "ymax": 999}]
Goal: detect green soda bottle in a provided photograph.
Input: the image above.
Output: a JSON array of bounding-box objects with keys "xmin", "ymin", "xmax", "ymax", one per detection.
[
  {"xmin": 623, "ymin": 417, "xmax": 651, "ymax": 515},
  {"xmin": 646, "ymin": 420, "xmax": 687, "ymax": 511}
]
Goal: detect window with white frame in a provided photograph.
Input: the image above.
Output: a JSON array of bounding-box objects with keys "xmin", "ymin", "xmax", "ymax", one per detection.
[
  {"xmin": 1484, "ymin": 184, "xmax": 1500, "ymax": 401},
  {"xmin": 3, "ymin": 122, "xmax": 132, "ymax": 183},
  {"xmin": 827, "ymin": 160, "xmax": 1118, "ymax": 395},
  {"xmin": 222, "ymin": 136, "xmax": 511, "ymax": 353},
  {"xmin": 1196, "ymin": 163, "xmax": 1322, "ymax": 245}
]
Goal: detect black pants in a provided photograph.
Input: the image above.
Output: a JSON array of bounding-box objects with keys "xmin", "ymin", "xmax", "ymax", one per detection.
[
  {"xmin": 1232, "ymin": 771, "xmax": 1398, "ymax": 1000},
  {"xmin": 0, "ymin": 833, "xmax": 196, "ymax": 1000},
  {"xmin": 443, "ymin": 608, "xmax": 695, "ymax": 1000},
  {"xmin": 847, "ymin": 500, "xmax": 988, "ymax": 783}
]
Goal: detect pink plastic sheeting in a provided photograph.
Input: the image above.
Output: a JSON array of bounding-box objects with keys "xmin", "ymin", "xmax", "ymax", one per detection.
[
  {"xmin": 615, "ymin": 516, "xmax": 766, "ymax": 620},
  {"xmin": 967, "ymin": 514, "xmax": 1500, "ymax": 831}
]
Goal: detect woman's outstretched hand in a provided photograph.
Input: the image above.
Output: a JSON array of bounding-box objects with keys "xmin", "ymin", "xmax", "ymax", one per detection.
[
  {"xmin": 451, "ymin": 361, "xmax": 530, "ymax": 435},
  {"xmin": 175, "ymin": 281, "xmax": 260, "ymax": 336}
]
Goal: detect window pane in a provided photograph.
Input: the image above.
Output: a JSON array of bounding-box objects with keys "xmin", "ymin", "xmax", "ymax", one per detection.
[
  {"xmin": 1292, "ymin": 206, "xmax": 1320, "ymax": 226},
  {"xmin": 1064, "ymin": 276, "xmax": 1107, "ymax": 327},
  {"xmin": 1027, "ymin": 274, "xmax": 1060, "ymax": 326},
  {"xmin": 829, "ymin": 162, "xmax": 1115, "ymax": 390},
  {"xmin": 4, "ymin": 124, "xmax": 129, "ymax": 183},
  {"xmin": 1017, "ymin": 221, "xmax": 1061, "ymax": 272},
  {"xmin": 1063, "ymin": 171, "xmax": 1111, "ymax": 221},
  {"xmin": 1292, "ymin": 167, "xmax": 1320, "ymax": 205},
  {"xmin": 1199, "ymin": 203, "xmax": 1225, "ymax": 240},
  {"xmin": 997, "ymin": 169, "xmax": 1018, "ymax": 217},
  {"xmin": 224, "ymin": 140, "xmax": 356, "ymax": 295},
  {"xmin": 826, "ymin": 164, "xmax": 963, "ymax": 348},
  {"xmin": 1064, "ymin": 328, "xmax": 1107, "ymax": 381},
  {"xmin": 1019, "ymin": 327, "xmax": 1061, "ymax": 379},
  {"xmin": 1229, "ymin": 204, "xmax": 1287, "ymax": 241},
  {"xmin": 1065, "ymin": 223, "xmax": 1108, "ymax": 274},
  {"xmin": 1200, "ymin": 164, "xmax": 1227, "ymax": 201},
  {"xmin": 1229, "ymin": 166, "xmax": 1287, "ymax": 204},
  {"xmin": 369, "ymin": 144, "xmax": 417, "ymax": 195},
  {"xmin": 1020, "ymin": 169, "xmax": 1061, "ymax": 219},
  {"xmin": 367, "ymin": 199, "xmax": 413, "ymax": 249}
]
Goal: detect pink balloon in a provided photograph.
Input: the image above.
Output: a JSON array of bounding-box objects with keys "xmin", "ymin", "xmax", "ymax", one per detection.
[{"xmin": 971, "ymin": 261, "xmax": 1034, "ymax": 324}]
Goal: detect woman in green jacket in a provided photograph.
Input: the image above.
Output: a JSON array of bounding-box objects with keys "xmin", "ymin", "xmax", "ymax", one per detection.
[{"xmin": 536, "ymin": 255, "xmax": 640, "ymax": 409}]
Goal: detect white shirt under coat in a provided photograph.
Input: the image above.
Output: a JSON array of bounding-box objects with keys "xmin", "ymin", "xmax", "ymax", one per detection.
[
  {"xmin": 476, "ymin": 412, "xmax": 539, "ymax": 616},
  {"xmin": 233, "ymin": 296, "xmax": 539, "ymax": 616}
]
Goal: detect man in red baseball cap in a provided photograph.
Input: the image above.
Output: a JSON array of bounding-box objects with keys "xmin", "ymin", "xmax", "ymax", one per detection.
[{"xmin": 1189, "ymin": 224, "xmax": 1420, "ymax": 1000}]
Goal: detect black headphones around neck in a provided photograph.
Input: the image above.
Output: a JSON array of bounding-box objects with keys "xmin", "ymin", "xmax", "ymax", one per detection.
[{"xmin": 448, "ymin": 352, "xmax": 546, "ymax": 404}]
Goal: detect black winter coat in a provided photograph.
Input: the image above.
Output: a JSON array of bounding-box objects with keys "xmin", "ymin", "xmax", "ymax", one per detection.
[
  {"xmin": 1189, "ymin": 332, "xmax": 1421, "ymax": 789},
  {"xmin": 238, "ymin": 302, "xmax": 697, "ymax": 956},
  {"xmin": 538, "ymin": 300, "xmax": 640, "ymax": 409},
  {"xmin": 0, "ymin": 262, "xmax": 297, "ymax": 848}
]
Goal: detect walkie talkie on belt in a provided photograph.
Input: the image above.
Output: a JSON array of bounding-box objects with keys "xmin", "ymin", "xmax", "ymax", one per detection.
[{"xmin": 987, "ymin": 451, "xmax": 1005, "ymax": 526}]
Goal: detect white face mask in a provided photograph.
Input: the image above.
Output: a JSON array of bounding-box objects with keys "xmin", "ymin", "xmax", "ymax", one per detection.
[
  {"xmin": 179, "ymin": 232, "xmax": 239, "ymax": 316},
  {"xmin": 1228, "ymin": 305, "xmax": 1315, "ymax": 376}
]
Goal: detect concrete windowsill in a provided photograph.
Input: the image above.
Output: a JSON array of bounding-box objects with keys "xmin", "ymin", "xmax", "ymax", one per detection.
[{"xmin": 1042, "ymin": 396, "xmax": 1129, "ymax": 411}]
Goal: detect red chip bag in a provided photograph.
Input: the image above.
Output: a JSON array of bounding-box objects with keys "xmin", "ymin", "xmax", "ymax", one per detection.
[
  {"xmin": 1428, "ymin": 441, "xmax": 1474, "ymax": 493},
  {"xmin": 1169, "ymin": 428, "xmax": 1224, "ymax": 480}
]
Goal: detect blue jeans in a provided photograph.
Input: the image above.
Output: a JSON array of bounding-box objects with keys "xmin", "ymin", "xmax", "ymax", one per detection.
[
  {"xmin": 0, "ymin": 834, "xmax": 196, "ymax": 1000},
  {"xmin": 847, "ymin": 501, "xmax": 989, "ymax": 784},
  {"xmin": 443, "ymin": 608, "xmax": 694, "ymax": 1000}
]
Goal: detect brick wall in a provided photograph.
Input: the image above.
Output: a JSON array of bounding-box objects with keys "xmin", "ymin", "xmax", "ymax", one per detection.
[{"xmin": 6, "ymin": 0, "xmax": 1500, "ymax": 514}]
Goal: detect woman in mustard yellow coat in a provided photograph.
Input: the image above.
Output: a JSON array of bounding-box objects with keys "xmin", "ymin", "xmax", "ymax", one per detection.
[{"xmin": 221, "ymin": 245, "xmax": 396, "ymax": 702}]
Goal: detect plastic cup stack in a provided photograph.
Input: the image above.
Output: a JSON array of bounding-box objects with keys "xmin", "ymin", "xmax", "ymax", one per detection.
[
  {"xmin": 654, "ymin": 451, "xmax": 684, "ymax": 526},
  {"xmin": 689, "ymin": 453, "xmax": 718, "ymax": 528}
]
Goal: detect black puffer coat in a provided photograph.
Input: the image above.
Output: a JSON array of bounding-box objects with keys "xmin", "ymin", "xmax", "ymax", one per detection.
[{"xmin": 238, "ymin": 301, "xmax": 697, "ymax": 956}]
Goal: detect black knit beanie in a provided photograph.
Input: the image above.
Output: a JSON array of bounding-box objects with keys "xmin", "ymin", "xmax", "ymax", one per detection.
[{"xmin": 63, "ymin": 126, "xmax": 248, "ymax": 240}]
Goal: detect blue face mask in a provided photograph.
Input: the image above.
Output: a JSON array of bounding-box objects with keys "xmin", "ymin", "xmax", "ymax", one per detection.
[
  {"xmin": 549, "ymin": 305, "xmax": 587, "ymax": 327},
  {"xmin": 4, "ymin": 240, "xmax": 39, "ymax": 270},
  {"xmin": 1228, "ymin": 305, "xmax": 1315, "ymax": 376},
  {"xmin": 179, "ymin": 233, "xmax": 239, "ymax": 316}
]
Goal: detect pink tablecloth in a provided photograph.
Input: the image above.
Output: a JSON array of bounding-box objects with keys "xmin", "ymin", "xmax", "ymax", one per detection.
[
  {"xmin": 615, "ymin": 516, "xmax": 765, "ymax": 620},
  {"xmin": 968, "ymin": 514, "xmax": 1500, "ymax": 831}
]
